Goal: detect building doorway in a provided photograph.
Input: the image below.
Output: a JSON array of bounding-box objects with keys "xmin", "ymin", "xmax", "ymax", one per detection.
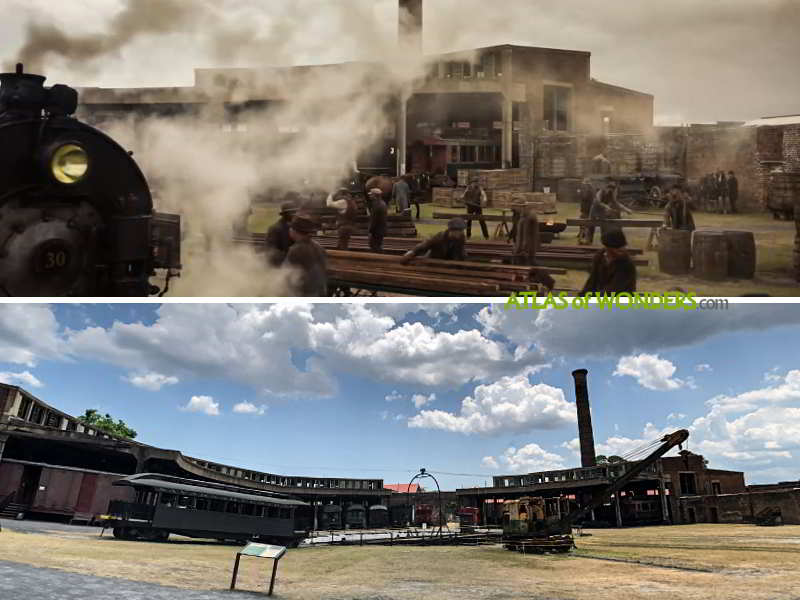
[
  {"xmin": 709, "ymin": 507, "xmax": 719, "ymax": 523},
  {"xmin": 18, "ymin": 465, "xmax": 42, "ymax": 506},
  {"xmin": 686, "ymin": 507, "xmax": 697, "ymax": 524}
]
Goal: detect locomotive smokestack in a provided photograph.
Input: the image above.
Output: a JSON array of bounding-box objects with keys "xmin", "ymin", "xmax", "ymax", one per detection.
[
  {"xmin": 399, "ymin": 0, "xmax": 423, "ymax": 54},
  {"xmin": 572, "ymin": 369, "xmax": 597, "ymax": 468}
]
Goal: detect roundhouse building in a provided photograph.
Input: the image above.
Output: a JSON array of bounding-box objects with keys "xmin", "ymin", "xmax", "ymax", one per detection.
[{"xmin": 0, "ymin": 384, "xmax": 389, "ymax": 525}]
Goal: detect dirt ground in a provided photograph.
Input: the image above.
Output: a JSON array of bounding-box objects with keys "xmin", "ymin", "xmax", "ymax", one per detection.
[
  {"xmin": 248, "ymin": 202, "xmax": 799, "ymax": 297},
  {"xmin": 1, "ymin": 523, "xmax": 798, "ymax": 599}
]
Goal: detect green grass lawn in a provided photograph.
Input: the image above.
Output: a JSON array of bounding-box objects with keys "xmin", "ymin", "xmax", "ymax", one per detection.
[{"xmin": 246, "ymin": 201, "xmax": 799, "ymax": 296}]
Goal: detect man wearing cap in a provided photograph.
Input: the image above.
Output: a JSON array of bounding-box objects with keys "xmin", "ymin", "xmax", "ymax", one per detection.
[
  {"xmin": 579, "ymin": 230, "xmax": 637, "ymax": 296},
  {"xmin": 400, "ymin": 218, "xmax": 468, "ymax": 264},
  {"xmin": 285, "ymin": 215, "xmax": 328, "ymax": 296},
  {"xmin": 368, "ymin": 188, "xmax": 388, "ymax": 253},
  {"xmin": 264, "ymin": 201, "xmax": 297, "ymax": 267},
  {"xmin": 461, "ymin": 179, "xmax": 489, "ymax": 240},
  {"xmin": 663, "ymin": 185, "xmax": 695, "ymax": 232},
  {"xmin": 326, "ymin": 188, "xmax": 359, "ymax": 250}
]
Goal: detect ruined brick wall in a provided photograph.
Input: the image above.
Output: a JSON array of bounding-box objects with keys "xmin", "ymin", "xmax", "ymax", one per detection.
[
  {"xmin": 784, "ymin": 125, "xmax": 800, "ymax": 173},
  {"xmin": 533, "ymin": 134, "xmax": 586, "ymax": 179},
  {"xmin": 686, "ymin": 126, "xmax": 761, "ymax": 210},
  {"xmin": 678, "ymin": 490, "xmax": 800, "ymax": 525}
]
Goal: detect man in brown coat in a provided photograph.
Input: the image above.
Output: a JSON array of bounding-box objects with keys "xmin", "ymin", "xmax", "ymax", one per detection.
[
  {"xmin": 285, "ymin": 215, "xmax": 328, "ymax": 296},
  {"xmin": 663, "ymin": 186, "xmax": 695, "ymax": 232},
  {"xmin": 580, "ymin": 230, "xmax": 637, "ymax": 296},
  {"xmin": 510, "ymin": 204, "xmax": 555, "ymax": 292},
  {"xmin": 367, "ymin": 188, "xmax": 388, "ymax": 253},
  {"xmin": 326, "ymin": 188, "xmax": 359, "ymax": 250},
  {"xmin": 264, "ymin": 201, "xmax": 297, "ymax": 267},
  {"xmin": 461, "ymin": 179, "xmax": 489, "ymax": 239},
  {"xmin": 401, "ymin": 218, "xmax": 468, "ymax": 263}
]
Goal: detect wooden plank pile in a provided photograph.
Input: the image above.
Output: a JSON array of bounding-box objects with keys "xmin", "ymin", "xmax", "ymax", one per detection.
[
  {"xmin": 326, "ymin": 250, "xmax": 558, "ymax": 296},
  {"xmin": 307, "ymin": 208, "xmax": 418, "ymax": 237},
  {"xmin": 233, "ymin": 235, "xmax": 648, "ymax": 270},
  {"xmin": 489, "ymin": 191, "xmax": 557, "ymax": 212},
  {"xmin": 457, "ymin": 168, "xmax": 530, "ymax": 190}
]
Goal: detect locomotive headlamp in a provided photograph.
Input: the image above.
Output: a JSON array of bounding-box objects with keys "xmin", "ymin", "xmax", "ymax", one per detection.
[{"xmin": 51, "ymin": 143, "xmax": 89, "ymax": 184}]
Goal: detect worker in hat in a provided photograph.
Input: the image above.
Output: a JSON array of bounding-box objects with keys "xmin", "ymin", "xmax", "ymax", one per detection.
[
  {"xmin": 461, "ymin": 179, "xmax": 489, "ymax": 239},
  {"xmin": 326, "ymin": 187, "xmax": 359, "ymax": 250},
  {"xmin": 579, "ymin": 229, "xmax": 637, "ymax": 296},
  {"xmin": 285, "ymin": 214, "xmax": 328, "ymax": 296},
  {"xmin": 392, "ymin": 174, "xmax": 411, "ymax": 215},
  {"xmin": 368, "ymin": 188, "xmax": 388, "ymax": 253},
  {"xmin": 264, "ymin": 201, "xmax": 298, "ymax": 267},
  {"xmin": 401, "ymin": 218, "xmax": 468, "ymax": 264},
  {"xmin": 510, "ymin": 204, "xmax": 556, "ymax": 293}
]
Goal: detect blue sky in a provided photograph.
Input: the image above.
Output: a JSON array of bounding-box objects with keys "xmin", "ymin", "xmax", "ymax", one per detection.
[{"xmin": 1, "ymin": 303, "xmax": 799, "ymax": 489}]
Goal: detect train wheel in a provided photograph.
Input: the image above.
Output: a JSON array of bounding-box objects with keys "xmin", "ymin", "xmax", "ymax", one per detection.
[{"xmin": 112, "ymin": 527, "xmax": 125, "ymax": 539}]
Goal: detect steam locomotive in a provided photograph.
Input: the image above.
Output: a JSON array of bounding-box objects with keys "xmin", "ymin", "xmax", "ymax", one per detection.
[{"xmin": 0, "ymin": 64, "xmax": 181, "ymax": 296}]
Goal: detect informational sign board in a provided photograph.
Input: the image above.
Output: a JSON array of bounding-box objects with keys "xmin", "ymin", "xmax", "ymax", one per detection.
[
  {"xmin": 240, "ymin": 543, "xmax": 286, "ymax": 560},
  {"xmin": 230, "ymin": 543, "xmax": 288, "ymax": 596}
]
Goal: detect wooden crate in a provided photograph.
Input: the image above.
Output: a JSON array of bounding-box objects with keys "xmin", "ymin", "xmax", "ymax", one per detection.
[{"xmin": 433, "ymin": 187, "xmax": 465, "ymax": 207}]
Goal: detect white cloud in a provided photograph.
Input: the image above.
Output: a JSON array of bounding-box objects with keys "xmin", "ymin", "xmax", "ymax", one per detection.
[
  {"xmin": 0, "ymin": 370, "xmax": 44, "ymax": 389},
  {"xmin": 62, "ymin": 304, "xmax": 540, "ymax": 398},
  {"xmin": 411, "ymin": 393, "xmax": 436, "ymax": 409},
  {"xmin": 408, "ymin": 375, "xmax": 575, "ymax": 435},
  {"xmin": 695, "ymin": 364, "xmax": 713, "ymax": 373},
  {"xmin": 705, "ymin": 370, "xmax": 800, "ymax": 414},
  {"xmin": 0, "ymin": 305, "xmax": 65, "ymax": 367},
  {"xmin": 476, "ymin": 305, "xmax": 800, "ymax": 359},
  {"xmin": 233, "ymin": 402, "xmax": 266, "ymax": 416},
  {"xmin": 668, "ymin": 412, "xmax": 687, "ymax": 421},
  {"xmin": 486, "ymin": 444, "xmax": 567, "ymax": 474},
  {"xmin": 181, "ymin": 395, "xmax": 220, "ymax": 416},
  {"xmin": 613, "ymin": 354, "xmax": 685, "ymax": 391},
  {"xmin": 385, "ymin": 391, "xmax": 402, "ymax": 402},
  {"xmin": 124, "ymin": 372, "xmax": 179, "ymax": 391},
  {"xmin": 481, "ymin": 456, "xmax": 499, "ymax": 469}
]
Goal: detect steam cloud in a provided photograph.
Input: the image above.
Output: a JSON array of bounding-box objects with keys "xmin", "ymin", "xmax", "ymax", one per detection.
[{"xmin": 16, "ymin": 0, "xmax": 427, "ymax": 296}]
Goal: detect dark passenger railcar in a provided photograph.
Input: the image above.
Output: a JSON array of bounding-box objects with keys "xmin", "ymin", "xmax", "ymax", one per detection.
[{"xmin": 105, "ymin": 473, "xmax": 308, "ymax": 547}]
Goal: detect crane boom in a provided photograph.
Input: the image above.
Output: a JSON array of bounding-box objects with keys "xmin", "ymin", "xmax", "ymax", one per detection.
[{"xmin": 561, "ymin": 429, "xmax": 689, "ymax": 528}]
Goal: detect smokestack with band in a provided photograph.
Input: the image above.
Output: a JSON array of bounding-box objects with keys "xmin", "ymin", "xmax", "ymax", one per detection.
[
  {"xmin": 399, "ymin": 0, "xmax": 423, "ymax": 55},
  {"xmin": 572, "ymin": 369, "xmax": 597, "ymax": 468}
]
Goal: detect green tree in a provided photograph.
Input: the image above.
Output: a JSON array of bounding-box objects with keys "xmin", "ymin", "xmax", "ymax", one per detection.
[
  {"xmin": 607, "ymin": 455, "xmax": 624, "ymax": 463},
  {"xmin": 595, "ymin": 455, "xmax": 608, "ymax": 464},
  {"xmin": 78, "ymin": 409, "xmax": 137, "ymax": 439}
]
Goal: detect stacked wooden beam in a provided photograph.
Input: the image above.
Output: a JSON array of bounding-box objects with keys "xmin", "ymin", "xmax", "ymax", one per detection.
[
  {"xmin": 326, "ymin": 250, "xmax": 559, "ymax": 296},
  {"xmin": 233, "ymin": 234, "xmax": 647, "ymax": 270},
  {"xmin": 307, "ymin": 208, "xmax": 418, "ymax": 237}
]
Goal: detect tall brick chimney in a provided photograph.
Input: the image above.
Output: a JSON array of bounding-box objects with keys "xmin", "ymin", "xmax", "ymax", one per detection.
[
  {"xmin": 572, "ymin": 369, "xmax": 597, "ymax": 468},
  {"xmin": 399, "ymin": 0, "xmax": 423, "ymax": 54}
]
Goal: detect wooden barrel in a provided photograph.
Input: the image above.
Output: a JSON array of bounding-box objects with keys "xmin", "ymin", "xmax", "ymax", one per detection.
[
  {"xmin": 658, "ymin": 229, "xmax": 692, "ymax": 275},
  {"xmin": 692, "ymin": 231, "xmax": 729, "ymax": 281},
  {"xmin": 723, "ymin": 230, "xmax": 756, "ymax": 279}
]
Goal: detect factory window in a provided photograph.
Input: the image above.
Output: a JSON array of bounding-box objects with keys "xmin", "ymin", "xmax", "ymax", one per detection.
[
  {"xmin": 267, "ymin": 506, "xmax": 279, "ymax": 518},
  {"xmin": 543, "ymin": 85, "xmax": 571, "ymax": 132},
  {"xmin": 161, "ymin": 494, "xmax": 177, "ymax": 507},
  {"xmin": 462, "ymin": 62, "xmax": 472, "ymax": 78},
  {"xmin": 712, "ymin": 481, "xmax": 721, "ymax": 495},
  {"xmin": 480, "ymin": 52, "xmax": 497, "ymax": 78},
  {"xmin": 460, "ymin": 146, "xmax": 476, "ymax": 163},
  {"xmin": 17, "ymin": 397, "xmax": 32, "ymax": 419},
  {"xmin": 679, "ymin": 473, "xmax": 698, "ymax": 496}
]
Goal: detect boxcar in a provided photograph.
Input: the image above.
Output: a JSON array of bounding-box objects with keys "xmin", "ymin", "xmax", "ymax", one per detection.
[{"xmin": 105, "ymin": 473, "xmax": 308, "ymax": 547}]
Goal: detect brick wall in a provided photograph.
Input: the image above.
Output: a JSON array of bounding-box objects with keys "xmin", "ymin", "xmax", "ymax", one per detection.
[
  {"xmin": 783, "ymin": 125, "xmax": 800, "ymax": 173},
  {"xmin": 686, "ymin": 125, "xmax": 761, "ymax": 210}
]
